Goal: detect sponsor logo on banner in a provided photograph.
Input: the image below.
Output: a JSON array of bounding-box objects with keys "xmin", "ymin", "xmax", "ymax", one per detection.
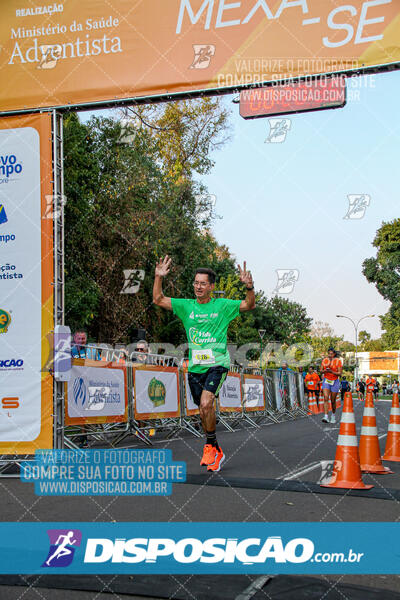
[
  {"xmin": 68, "ymin": 366, "xmax": 126, "ymax": 419},
  {"xmin": 148, "ymin": 377, "xmax": 166, "ymax": 407},
  {"xmin": 86, "ymin": 386, "xmax": 121, "ymax": 411},
  {"xmin": 0, "ymin": 263, "xmax": 23, "ymax": 280},
  {"xmin": 42, "ymin": 529, "xmax": 82, "ymax": 568},
  {"xmin": 73, "ymin": 377, "xmax": 87, "ymax": 406},
  {"xmin": 0, "ymin": 233, "xmax": 16, "ymax": 244},
  {"xmin": 0, "ymin": 204, "xmax": 8, "ymax": 223},
  {"xmin": 220, "ymin": 376, "xmax": 241, "ymax": 408},
  {"xmin": 0, "ymin": 154, "xmax": 23, "ymax": 179},
  {"xmin": 1, "ymin": 397, "xmax": 20, "ymax": 409},
  {"xmin": 0, "ymin": 309, "xmax": 11, "ymax": 334},
  {"xmin": 0, "ymin": 358, "xmax": 24, "ymax": 370}
]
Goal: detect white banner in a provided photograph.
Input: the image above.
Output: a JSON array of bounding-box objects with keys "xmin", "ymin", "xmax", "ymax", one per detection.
[
  {"xmin": 0, "ymin": 126, "xmax": 42, "ymax": 441},
  {"xmin": 219, "ymin": 375, "xmax": 242, "ymax": 410},
  {"xmin": 67, "ymin": 365, "xmax": 126, "ymax": 418},
  {"xmin": 243, "ymin": 377, "xmax": 265, "ymax": 410},
  {"xmin": 135, "ymin": 368, "xmax": 179, "ymax": 416}
]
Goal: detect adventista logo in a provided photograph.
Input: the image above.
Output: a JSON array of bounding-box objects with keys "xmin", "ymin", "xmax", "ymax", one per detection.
[
  {"xmin": 0, "ymin": 309, "xmax": 11, "ymax": 334},
  {"xmin": 42, "ymin": 529, "xmax": 82, "ymax": 568},
  {"xmin": 73, "ymin": 377, "xmax": 87, "ymax": 406},
  {"xmin": 86, "ymin": 386, "xmax": 121, "ymax": 411},
  {"xmin": 148, "ymin": 377, "xmax": 166, "ymax": 407}
]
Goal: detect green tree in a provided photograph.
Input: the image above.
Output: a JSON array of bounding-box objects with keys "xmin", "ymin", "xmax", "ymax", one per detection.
[
  {"xmin": 64, "ymin": 101, "xmax": 233, "ymax": 344},
  {"xmin": 363, "ymin": 218, "xmax": 400, "ymax": 349},
  {"xmin": 358, "ymin": 330, "xmax": 371, "ymax": 349},
  {"xmin": 122, "ymin": 98, "xmax": 231, "ymax": 182}
]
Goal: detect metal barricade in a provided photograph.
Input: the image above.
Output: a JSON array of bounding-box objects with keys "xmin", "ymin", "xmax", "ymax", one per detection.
[{"xmin": 62, "ymin": 347, "xmax": 313, "ymax": 449}]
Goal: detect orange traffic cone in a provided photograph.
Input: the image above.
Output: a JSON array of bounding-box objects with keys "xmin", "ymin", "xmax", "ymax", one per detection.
[
  {"xmin": 359, "ymin": 391, "xmax": 393, "ymax": 474},
  {"xmin": 321, "ymin": 391, "xmax": 373, "ymax": 490},
  {"xmin": 307, "ymin": 391, "xmax": 319, "ymax": 415},
  {"xmin": 336, "ymin": 395, "xmax": 342, "ymax": 409},
  {"xmin": 383, "ymin": 392, "xmax": 400, "ymax": 462},
  {"xmin": 318, "ymin": 390, "xmax": 324, "ymax": 414}
]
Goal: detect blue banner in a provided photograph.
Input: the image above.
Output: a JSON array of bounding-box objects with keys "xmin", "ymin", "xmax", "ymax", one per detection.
[{"xmin": 0, "ymin": 522, "xmax": 398, "ymax": 574}]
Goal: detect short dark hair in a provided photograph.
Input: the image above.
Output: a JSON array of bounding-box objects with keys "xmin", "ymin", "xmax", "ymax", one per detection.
[
  {"xmin": 328, "ymin": 347, "xmax": 338, "ymax": 357},
  {"xmin": 195, "ymin": 268, "xmax": 216, "ymax": 284}
]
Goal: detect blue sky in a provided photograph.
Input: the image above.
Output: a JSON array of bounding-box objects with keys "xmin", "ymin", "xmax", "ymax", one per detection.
[{"xmin": 80, "ymin": 70, "xmax": 399, "ymax": 343}]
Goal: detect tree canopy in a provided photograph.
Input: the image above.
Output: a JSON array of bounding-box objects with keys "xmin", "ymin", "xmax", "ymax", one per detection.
[
  {"xmin": 363, "ymin": 218, "xmax": 400, "ymax": 349},
  {"xmin": 64, "ymin": 100, "xmax": 313, "ymax": 350}
]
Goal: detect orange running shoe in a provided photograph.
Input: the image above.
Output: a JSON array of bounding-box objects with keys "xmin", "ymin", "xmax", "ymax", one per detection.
[
  {"xmin": 200, "ymin": 444, "xmax": 217, "ymax": 466},
  {"xmin": 207, "ymin": 447, "xmax": 225, "ymax": 472}
]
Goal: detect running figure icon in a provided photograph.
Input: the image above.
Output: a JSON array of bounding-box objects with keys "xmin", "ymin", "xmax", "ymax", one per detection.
[{"xmin": 45, "ymin": 531, "xmax": 77, "ymax": 566}]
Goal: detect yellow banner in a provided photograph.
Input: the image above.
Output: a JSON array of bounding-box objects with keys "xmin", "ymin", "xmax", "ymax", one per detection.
[{"xmin": 0, "ymin": 0, "xmax": 399, "ymax": 113}]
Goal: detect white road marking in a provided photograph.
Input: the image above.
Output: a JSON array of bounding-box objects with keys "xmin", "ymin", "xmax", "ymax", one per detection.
[{"xmin": 283, "ymin": 461, "xmax": 322, "ymax": 481}]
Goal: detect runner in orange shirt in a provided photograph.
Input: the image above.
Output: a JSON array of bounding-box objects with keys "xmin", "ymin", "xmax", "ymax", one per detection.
[
  {"xmin": 304, "ymin": 366, "xmax": 320, "ymax": 401},
  {"xmin": 321, "ymin": 348, "xmax": 343, "ymax": 424}
]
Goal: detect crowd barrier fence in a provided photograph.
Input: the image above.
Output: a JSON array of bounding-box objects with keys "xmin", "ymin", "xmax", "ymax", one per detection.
[{"xmin": 63, "ymin": 349, "xmax": 310, "ymax": 448}]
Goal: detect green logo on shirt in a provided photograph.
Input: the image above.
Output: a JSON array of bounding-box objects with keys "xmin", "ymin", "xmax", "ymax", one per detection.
[{"xmin": 189, "ymin": 327, "xmax": 216, "ymax": 346}]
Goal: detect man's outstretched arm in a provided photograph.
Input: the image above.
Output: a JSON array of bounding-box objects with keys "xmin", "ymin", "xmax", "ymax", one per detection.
[
  {"xmin": 153, "ymin": 255, "xmax": 173, "ymax": 311},
  {"xmin": 238, "ymin": 261, "xmax": 256, "ymax": 312}
]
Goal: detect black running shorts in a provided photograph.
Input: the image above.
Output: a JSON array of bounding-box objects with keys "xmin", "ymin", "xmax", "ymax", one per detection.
[{"xmin": 188, "ymin": 366, "xmax": 228, "ymax": 406}]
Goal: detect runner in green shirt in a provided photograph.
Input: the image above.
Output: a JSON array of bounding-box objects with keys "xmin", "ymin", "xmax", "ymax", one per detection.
[{"xmin": 153, "ymin": 255, "xmax": 256, "ymax": 472}]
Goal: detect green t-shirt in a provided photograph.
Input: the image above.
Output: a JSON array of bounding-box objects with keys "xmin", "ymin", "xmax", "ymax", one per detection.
[{"xmin": 171, "ymin": 297, "xmax": 241, "ymax": 373}]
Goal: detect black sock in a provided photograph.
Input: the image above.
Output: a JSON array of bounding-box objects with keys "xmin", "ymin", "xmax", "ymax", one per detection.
[{"xmin": 206, "ymin": 430, "xmax": 219, "ymax": 449}]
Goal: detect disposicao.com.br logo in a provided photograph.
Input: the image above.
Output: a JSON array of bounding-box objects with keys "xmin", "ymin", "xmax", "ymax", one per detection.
[{"xmin": 82, "ymin": 536, "xmax": 364, "ymax": 566}]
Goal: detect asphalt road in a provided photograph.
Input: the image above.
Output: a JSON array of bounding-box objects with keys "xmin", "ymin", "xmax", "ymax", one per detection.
[{"xmin": 1, "ymin": 397, "xmax": 399, "ymax": 599}]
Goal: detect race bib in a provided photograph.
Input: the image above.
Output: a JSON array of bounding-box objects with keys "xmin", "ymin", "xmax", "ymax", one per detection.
[
  {"xmin": 192, "ymin": 349, "xmax": 215, "ymax": 365},
  {"xmin": 324, "ymin": 378, "xmax": 335, "ymax": 386}
]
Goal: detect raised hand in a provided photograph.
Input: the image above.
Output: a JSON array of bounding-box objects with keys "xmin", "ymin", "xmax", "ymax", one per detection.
[
  {"xmin": 238, "ymin": 261, "xmax": 253, "ymax": 288},
  {"xmin": 155, "ymin": 255, "xmax": 172, "ymax": 277}
]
